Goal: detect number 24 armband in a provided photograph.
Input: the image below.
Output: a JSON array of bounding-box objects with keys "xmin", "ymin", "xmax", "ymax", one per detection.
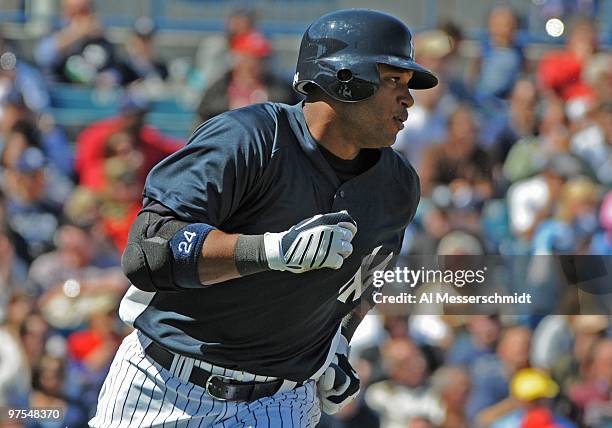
[
  {"xmin": 169, "ymin": 223, "xmax": 216, "ymax": 288},
  {"xmin": 122, "ymin": 211, "xmax": 217, "ymax": 291}
]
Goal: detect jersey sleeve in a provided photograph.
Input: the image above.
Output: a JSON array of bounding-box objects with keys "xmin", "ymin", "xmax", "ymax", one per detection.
[{"xmin": 143, "ymin": 109, "xmax": 271, "ymax": 226}]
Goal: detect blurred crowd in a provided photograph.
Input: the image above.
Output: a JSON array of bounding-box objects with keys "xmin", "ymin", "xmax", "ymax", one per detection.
[
  {"xmin": 0, "ymin": 0, "xmax": 610, "ymax": 426},
  {"xmin": 320, "ymin": 314, "xmax": 612, "ymax": 428}
]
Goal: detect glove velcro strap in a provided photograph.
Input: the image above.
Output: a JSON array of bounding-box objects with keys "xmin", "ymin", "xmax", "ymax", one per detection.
[{"xmin": 169, "ymin": 223, "xmax": 216, "ymax": 288}]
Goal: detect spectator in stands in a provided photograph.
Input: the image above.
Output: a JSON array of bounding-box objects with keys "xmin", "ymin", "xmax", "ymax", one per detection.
[
  {"xmin": 27, "ymin": 223, "xmax": 126, "ymax": 298},
  {"xmin": 31, "ymin": 237, "xmax": 126, "ymax": 333},
  {"xmin": 472, "ymin": 6, "xmax": 526, "ymax": 108},
  {"xmin": 532, "ymin": 178, "xmax": 600, "ymax": 254},
  {"xmin": 3, "ymin": 290, "xmax": 33, "ymax": 341},
  {"xmin": 490, "ymin": 368, "xmax": 576, "ymax": 428},
  {"xmin": 35, "ymin": 0, "xmax": 119, "ymax": 85},
  {"xmin": 570, "ymin": 100, "xmax": 612, "ymax": 186},
  {"xmin": 530, "ymin": 316, "xmax": 574, "ymax": 371},
  {"xmin": 2, "ymin": 147, "xmax": 63, "ymax": 259},
  {"xmin": 486, "ymin": 79, "xmax": 540, "ymax": 169},
  {"xmin": 501, "ymin": 93, "xmax": 573, "ymax": 184},
  {"xmin": 197, "ymin": 30, "xmax": 298, "ymax": 123},
  {"xmin": 420, "ymin": 105, "xmax": 493, "ymax": 198},
  {"xmin": 430, "ymin": 366, "xmax": 471, "ymax": 428},
  {"xmin": 75, "ymin": 91, "xmax": 182, "ymax": 191},
  {"xmin": 225, "ymin": 8, "xmax": 259, "ymax": 50},
  {"xmin": 436, "ymin": 22, "xmax": 473, "ymax": 104},
  {"xmin": 447, "ymin": 315, "xmax": 501, "ymax": 366},
  {"xmin": 117, "ymin": 17, "xmax": 169, "ymax": 88},
  {"xmin": 538, "ymin": 18, "xmax": 599, "ymax": 101},
  {"xmin": 193, "ymin": 8, "xmax": 259, "ymax": 92},
  {"xmin": 1, "ymin": 118, "xmax": 74, "ymax": 204},
  {"xmin": 102, "ymin": 130, "xmax": 143, "ymax": 171},
  {"xmin": 0, "ymin": 35, "xmax": 50, "ymax": 113},
  {"xmin": 414, "ymin": 25, "xmax": 465, "ymax": 97},
  {"xmin": 25, "ymin": 353, "xmax": 89, "ymax": 425},
  {"xmin": 506, "ymin": 153, "xmax": 582, "ymax": 243},
  {"xmin": 65, "ymin": 308, "xmax": 122, "ymax": 417},
  {"xmin": 18, "ymin": 311, "xmax": 50, "ymax": 371},
  {"xmin": 469, "ymin": 325, "xmax": 532, "ymax": 424},
  {"xmin": 98, "ymin": 135, "xmax": 144, "ymax": 251},
  {"xmin": 0, "ymin": 93, "xmax": 73, "ymax": 178},
  {"xmin": 568, "ymin": 337, "xmax": 612, "ymax": 422},
  {"xmin": 551, "ymin": 316, "xmax": 609, "ymax": 420},
  {"xmin": 366, "ymin": 337, "xmax": 444, "ymax": 428},
  {"xmin": 582, "ymin": 53, "xmax": 612, "ymax": 107}
]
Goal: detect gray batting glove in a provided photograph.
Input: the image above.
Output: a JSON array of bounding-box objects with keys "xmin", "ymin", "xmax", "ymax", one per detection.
[{"xmin": 263, "ymin": 211, "xmax": 357, "ymax": 273}]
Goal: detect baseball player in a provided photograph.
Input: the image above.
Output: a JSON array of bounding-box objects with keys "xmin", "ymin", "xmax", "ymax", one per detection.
[{"xmin": 90, "ymin": 8, "xmax": 437, "ymax": 428}]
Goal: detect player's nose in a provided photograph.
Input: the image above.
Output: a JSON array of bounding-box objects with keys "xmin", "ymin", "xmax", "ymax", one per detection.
[{"xmin": 399, "ymin": 90, "xmax": 414, "ymax": 109}]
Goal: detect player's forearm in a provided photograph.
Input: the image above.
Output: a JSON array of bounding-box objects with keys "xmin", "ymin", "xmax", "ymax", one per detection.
[
  {"xmin": 124, "ymin": 208, "xmax": 355, "ymax": 291},
  {"xmin": 199, "ymin": 232, "xmax": 270, "ymax": 285},
  {"xmin": 198, "ymin": 230, "xmax": 241, "ymax": 285}
]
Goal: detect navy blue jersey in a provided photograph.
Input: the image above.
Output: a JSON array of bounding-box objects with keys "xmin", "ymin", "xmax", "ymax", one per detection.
[{"xmin": 120, "ymin": 102, "xmax": 420, "ymax": 382}]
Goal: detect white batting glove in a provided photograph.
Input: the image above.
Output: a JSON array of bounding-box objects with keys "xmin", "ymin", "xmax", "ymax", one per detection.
[
  {"xmin": 263, "ymin": 211, "xmax": 357, "ymax": 273},
  {"xmin": 317, "ymin": 336, "xmax": 360, "ymax": 415}
]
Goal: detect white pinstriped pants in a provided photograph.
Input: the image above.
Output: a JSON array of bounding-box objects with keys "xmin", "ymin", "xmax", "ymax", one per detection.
[{"xmin": 89, "ymin": 330, "xmax": 321, "ymax": 427}]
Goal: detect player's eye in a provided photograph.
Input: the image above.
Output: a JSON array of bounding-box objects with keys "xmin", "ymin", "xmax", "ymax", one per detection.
[{"xmin": 384, "ymin": 76, "xmax": 401, "ymax": 86}]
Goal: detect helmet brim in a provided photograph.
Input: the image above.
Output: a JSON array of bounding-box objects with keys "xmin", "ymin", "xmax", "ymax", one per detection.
[{"xmin": 377, "ymin": 57, "xmax": 438, "ymax": 90}]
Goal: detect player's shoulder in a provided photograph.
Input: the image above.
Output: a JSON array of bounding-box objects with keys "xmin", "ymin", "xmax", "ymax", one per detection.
[
  {"xmin": 225, "ymin": 102, "xmax": 286, "ymax": 124},
  {"xmin": 189, "ymin": 102, "xmax": 291, "ymax": 153},
  {"xmin": 193, "ymin": 102, "xmax": 280, "ymax": 135}
]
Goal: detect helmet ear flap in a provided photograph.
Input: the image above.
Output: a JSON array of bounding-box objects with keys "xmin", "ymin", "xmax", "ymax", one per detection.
[{"xmin": 303, "ymin": 61, "xmax": 376, "ymax": 102}]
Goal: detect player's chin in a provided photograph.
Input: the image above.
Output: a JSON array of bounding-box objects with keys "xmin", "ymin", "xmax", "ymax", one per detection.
[
  {"xmin": 384, "ymin": 130, "xmax": 400, "ymax": 147},
  {"xmin": 383, "ymin": 137, "xmax": 397, "ymax": 148},
  {"xmin": 369, "ymin": 128, "xmax": 398, "ymax": 148}
]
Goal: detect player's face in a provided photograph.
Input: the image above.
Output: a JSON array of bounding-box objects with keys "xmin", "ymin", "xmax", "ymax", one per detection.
[{"xmin": 343, "ymin": 64, "xmax": 415, "ymax": 148}]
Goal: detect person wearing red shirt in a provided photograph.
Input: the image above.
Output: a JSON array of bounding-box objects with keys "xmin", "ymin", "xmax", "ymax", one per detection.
[
  {"xmin": 75, "ymin": 94, "xmax": 183, "ymax": 191},
  {"xmin": 537, "ymin": 19, "xmax": 598, "ymax": 101}
]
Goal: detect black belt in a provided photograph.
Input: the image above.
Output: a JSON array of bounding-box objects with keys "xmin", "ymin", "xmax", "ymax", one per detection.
[{"xmin": 144, "ymin": 341, "xmax": 288, "ymax": 402}]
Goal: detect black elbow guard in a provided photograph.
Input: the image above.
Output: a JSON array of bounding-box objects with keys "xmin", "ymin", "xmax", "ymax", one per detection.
[
  {"xmin": 122, "ymin": 212, "xmax": 186, "ymax": 292},
  {"xmin": 122, "ymin": 212, "xmax": 217, "ymax": 291}
]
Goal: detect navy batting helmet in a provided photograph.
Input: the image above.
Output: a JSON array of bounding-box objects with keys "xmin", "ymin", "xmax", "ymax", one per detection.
[{"xmin": 293, "ymin": 9, "xmax": 438, "ymax": 102}]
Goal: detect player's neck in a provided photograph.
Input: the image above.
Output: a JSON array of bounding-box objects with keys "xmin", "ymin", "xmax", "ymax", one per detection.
[{"xmin": 303, "ymin": 101, "xmax": 361, "ymax": 160}]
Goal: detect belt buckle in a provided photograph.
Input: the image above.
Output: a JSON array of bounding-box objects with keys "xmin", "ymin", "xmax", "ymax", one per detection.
[{"xmin": 205, "ymin": 374, "xmax": 234, "ymax": 401}]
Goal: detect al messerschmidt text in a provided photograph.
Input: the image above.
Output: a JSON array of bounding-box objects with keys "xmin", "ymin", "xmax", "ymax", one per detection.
[{"xmin": 373, "ymin": 292, "xmax": 532, "ymax": 304}]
